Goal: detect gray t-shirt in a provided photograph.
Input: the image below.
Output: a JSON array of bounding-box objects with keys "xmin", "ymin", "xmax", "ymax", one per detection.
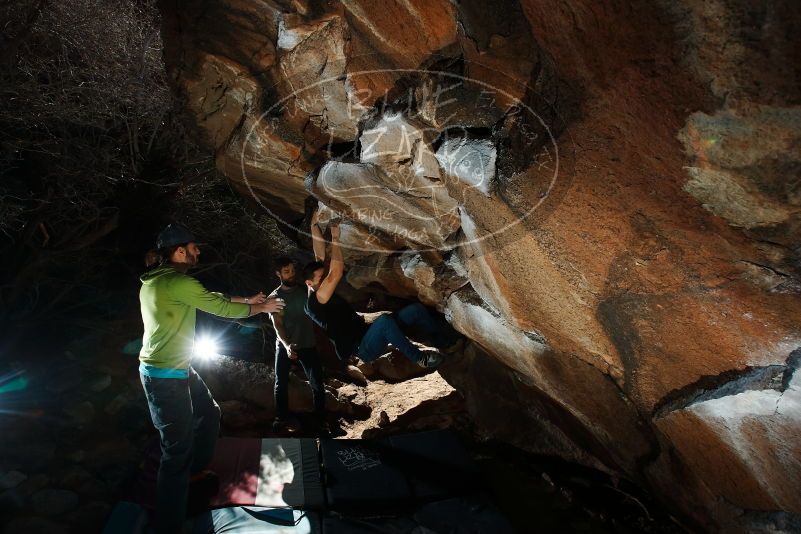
[{"xmin": 270, "ymin": 284, "xmax": 316, "ymax": 349}]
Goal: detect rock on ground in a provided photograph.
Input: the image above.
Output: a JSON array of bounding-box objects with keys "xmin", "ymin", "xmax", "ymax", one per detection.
[{"xmin": 338, "ymin": 372, "xmax": 467, "ymax": 439}]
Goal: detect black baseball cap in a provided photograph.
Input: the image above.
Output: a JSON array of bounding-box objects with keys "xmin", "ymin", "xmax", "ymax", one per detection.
[{"xmin": 156, "ymin": 223, "xmax": 196, "ymax": 249}]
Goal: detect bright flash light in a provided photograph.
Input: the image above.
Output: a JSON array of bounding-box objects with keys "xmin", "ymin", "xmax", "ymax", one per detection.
[{"xmin": 194, "ymin": 336, "xmax": 220, "ymax": 360}]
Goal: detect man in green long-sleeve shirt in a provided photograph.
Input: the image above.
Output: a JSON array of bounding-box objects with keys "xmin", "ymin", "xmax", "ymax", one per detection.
[
  {"xmin": 139, "ymin": 223, "xmax": 284, "ymax": 534},
  {"xmin": 139, "ymin": 264, "xmax": 260, "ymax": 370}
]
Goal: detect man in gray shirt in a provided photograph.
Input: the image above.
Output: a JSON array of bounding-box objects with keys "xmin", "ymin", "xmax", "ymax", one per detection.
[{"xmin": 269, "ymin": 257, "xmax": 325, "ymax": 433}]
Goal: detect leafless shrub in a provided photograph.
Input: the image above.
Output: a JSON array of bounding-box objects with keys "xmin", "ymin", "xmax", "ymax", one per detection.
[
  {"xmin": 0, "ymin": 0, "xmax": 282, "ymax": 337},
  {"xmin": 0, "ymin": 0, "xmax": 170, "ymax": 242}
]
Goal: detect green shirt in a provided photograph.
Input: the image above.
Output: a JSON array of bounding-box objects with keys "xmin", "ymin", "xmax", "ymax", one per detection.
[
  {"xmin": 139, "ymin": 265, "xmax": 251, "ymax": 369},
  {"xmin": 270, "ymin": 284, "xmax": 316, "ymax": 349}
]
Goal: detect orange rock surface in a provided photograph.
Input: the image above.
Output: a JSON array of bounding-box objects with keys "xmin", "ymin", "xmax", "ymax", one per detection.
[{"xmin": 159, "ymin": 1, "xmax": 801, "ymax": 530}]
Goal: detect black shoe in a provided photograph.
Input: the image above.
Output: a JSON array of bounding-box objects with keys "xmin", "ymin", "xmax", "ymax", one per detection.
[
  {"xmin": 187, "ymin": 471, "xmax": 219, "ymax": 517},
  {"xmin": 418, "ymin": 349, "xmax": 444, "ymax": 368},
  {"xmin": 272, "ymin": 417, "xmax": 301, "ymax": 434},
  {"xmin": 271, "ymin": 417, "xmax": 286, "ymax": 434}
]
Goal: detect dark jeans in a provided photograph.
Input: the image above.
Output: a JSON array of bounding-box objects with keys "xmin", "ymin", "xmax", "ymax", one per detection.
[
  {"xmin": 140, "ymin": 368, "xmax": 220, "ymax": 534},
  {"xmin": 274, "ymin": 343, "xmax": 325, "ymax": 420},
  {"xmin": 357, "ymin": 303, "xmax": 456, "ymax": 363}
]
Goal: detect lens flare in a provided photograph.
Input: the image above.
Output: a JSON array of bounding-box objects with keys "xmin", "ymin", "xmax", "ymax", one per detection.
[
  {"xmin": 194, "ymin": 336, "xmax": 220, "ymax": 360},
  {"xmin": 0, "ymin": 370, "xmax": 46, "ymax": 419},
  {"xmin": 0, "ymin": 371, "xmax": 28, "ymax": 394}
]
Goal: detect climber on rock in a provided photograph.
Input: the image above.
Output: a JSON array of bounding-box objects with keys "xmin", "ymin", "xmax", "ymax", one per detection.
[
  {"xmin": 267, "ymin": 256, "xmax": 327, "ymax": 435},
  {"xmin": 138, "ymin": 223, "xmax": 285, "ymax": 534},
  {"xmin": 303, "ymin": 209, "xmax": 462, "ymax": 368}
]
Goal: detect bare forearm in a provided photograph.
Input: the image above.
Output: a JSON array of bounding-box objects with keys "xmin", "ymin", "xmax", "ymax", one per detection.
[
  {"xmin": 271, "ymin": 316, "xmax": 291, "ymax": 348},
  {"xmin": 249, "ymin": 298, "xmax": 285, "ymax": 316},
  {"xmin": 311, "ymin": 224, "xmax": 326, "ymax": 262},
  {"xmin": 275, "ymin": 330, "xmax": 291, "ymax": 349},
  {"xmin": 328, "ymin": 236, "xmax": 344, "ymax": 276},
  {"xmin": 275, "ymin": 326, "xmax": 290, "ymax": 348}
]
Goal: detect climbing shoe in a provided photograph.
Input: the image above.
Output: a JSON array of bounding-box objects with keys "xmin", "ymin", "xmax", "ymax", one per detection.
[
  {"xmin": 187, "ymin": 471, "xmax": 219, "ymax": 516},
  {"xmin": 418, "ymin": 349, "xmax": 444, "ymax": 368}
]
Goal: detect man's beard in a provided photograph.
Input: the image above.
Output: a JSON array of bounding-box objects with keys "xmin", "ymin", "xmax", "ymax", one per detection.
[
  {"xmin": 186, "ymin": 251, "xmax": 199, "ymax": 267},
  {"xmin": 281, "ymin": 277, "xmax": 297, "ymax": 287}
]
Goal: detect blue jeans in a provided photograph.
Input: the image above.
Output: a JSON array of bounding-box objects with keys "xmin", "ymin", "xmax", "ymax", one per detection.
[
  {"xmin": 357, "ymin": 303, "xmax": 456, "ymax": 363},
  {"xmin": 140, "ymin": 367, "xmax": 220, "ymax": 534},
  {"xmin": 274, "ymin": 343, "xmax": 325, "ymax": 420}
]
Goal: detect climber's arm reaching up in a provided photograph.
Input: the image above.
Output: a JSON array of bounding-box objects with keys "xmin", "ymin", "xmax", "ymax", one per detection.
[
  {"xmin": 314, "ymin": 223, "xmax": 342, "ymax": 305},
  {"xmin": 311, "ymin": 208, "xmax": 327, "ymax": 262}
]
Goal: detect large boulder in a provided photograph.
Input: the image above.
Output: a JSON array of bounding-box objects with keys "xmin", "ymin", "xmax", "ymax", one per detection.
[
  {"xmin": 308, "ymin": 161, "xmax": 460, "ymax": 249},
  {"xmin": 159, "ymin": 0, "xmax": 801, "ymax": 530},
  {"xmin": 654, "ymin": 357, "xmax": 801, "ymax": 516}
]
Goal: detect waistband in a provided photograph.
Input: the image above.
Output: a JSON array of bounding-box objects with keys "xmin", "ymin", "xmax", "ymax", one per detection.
[{"xmin": 139, "ymin": 363, "xmax": 190, "ymax": 379}]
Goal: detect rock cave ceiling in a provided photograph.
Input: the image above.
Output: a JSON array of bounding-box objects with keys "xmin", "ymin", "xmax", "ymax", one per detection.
[{"xmin": 157, "ymin": 0, "xmax": 801, "ymax": 531}]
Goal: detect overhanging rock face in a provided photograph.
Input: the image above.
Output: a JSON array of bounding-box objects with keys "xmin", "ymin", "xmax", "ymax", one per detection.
[{"xmin": 159, "ymin": 0, "xmax": 801, "ymax": 530}]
